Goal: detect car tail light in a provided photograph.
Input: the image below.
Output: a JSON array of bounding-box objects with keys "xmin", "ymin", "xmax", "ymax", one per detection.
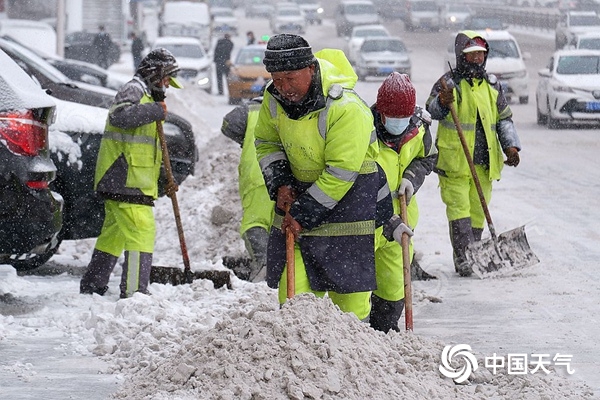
[{"xmin": 0, "ymin": 109, "xmax": 48, "ymax": 157}]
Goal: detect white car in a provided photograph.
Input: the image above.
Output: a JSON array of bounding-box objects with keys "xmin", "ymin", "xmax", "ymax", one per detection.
[
  {"xmin": 292, "ymin": 0, "xmax": 324, "ymax": 25},
  {"xmin": 354, "ymin": 36, "xmax": 411, "ymax": 80},
  {"xmin": 439, "ymin": 3, "xmax": 474, "ymax": 31},
  {"xmin": 210, "ymin": 6, "xmax": 239, "ymax": 36},
  {"xmin": 535, "ymin": 49, "xmax": 600, "ymax": 128},
  {"xmin": 445, "ymin": 30, "xmax": 530, "ymax": 104},
  {"xmin": 555, "ymin": 11, "xmax": 600, "ymax": 50},
  {"xmin": 345, "ymin": 24, "xmax": 390, "ymax": 64},
  {"xmin": 270, "ymin": 5, "xmax": 306, "ymax": 34},
  {"xmin": 153, "ymin": 36, "xmax": 212, "ymax": 93},
  {"xmin": 573, "ymin": 31, "xmax": 600, "ymax": 50}
]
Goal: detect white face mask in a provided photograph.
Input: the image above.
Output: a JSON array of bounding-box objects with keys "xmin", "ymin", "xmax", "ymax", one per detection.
[{"xmin": 384, "ymin": 116, "xmax": 411, "ymax": 135}]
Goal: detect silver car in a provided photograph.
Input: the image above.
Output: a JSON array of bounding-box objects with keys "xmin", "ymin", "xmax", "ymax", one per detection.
[{"xmin": 354, "ymin": 36, "xmax": 411, "ymax": 80}]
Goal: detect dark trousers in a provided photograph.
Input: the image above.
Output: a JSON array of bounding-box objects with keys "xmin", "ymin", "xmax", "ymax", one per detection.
[{"xmin": 215, "ymin": 64, "xmax": 229, "ymax": 95}]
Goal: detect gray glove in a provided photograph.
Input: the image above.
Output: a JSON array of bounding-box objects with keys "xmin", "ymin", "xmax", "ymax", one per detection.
[
  {"xmin": 398, "ymin": 178, "xmax": 414, "ymax": 205},
  {"xmin": 392, "ymin": 221, "xmax": 414, "ymax": 244},
  {"xmin": 383, "ymin": 214, "xmax": 414, "ymax": 244}
]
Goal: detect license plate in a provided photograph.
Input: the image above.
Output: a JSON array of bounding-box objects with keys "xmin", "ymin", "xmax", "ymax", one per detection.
[
  {"xmin": 378, "ymin": 67, "xmax": 394, "ymax": 74},
  {"xmin": 586, "ymin": 102, "xmax": 600, "ymax": 111}
]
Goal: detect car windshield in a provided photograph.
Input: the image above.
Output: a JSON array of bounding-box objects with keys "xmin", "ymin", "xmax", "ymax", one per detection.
[
  {"xmin": 361, "ymin": 39, "xmax": 406, "ymax": 53},
  {"xmin": 578, "ymin": 38, "xmax": 600, "ymax": 49},
  {"xmin": 355, "ymin": 29, "xmax": 388, "ymax": 37},
  {"xmin": 162, "ymin": 44, "xmax": 205, "ymax": 58},
  {"xmin": 213, "ymin": 10, "xmax": 234, "ymax": 17},
  {"xmin": 346, "ymin": 4, "xmax": 376, "ymax": 14},
  {"xmin": 279, "ymin": 8, "xmax": 301, "ymax": 16},
  {"xmin": 236, "ymin": 48, "xmax": 266, "ymax": 64},
  {"xmin": 411, "ymin": 1, "xmax": 437, "ymax": 11},
  {"xmin": 488, "ymin": 39, "xmax": 520, "ymax": 58},
  {"xmin": 570, "ymin": 15, "xmax": 600, "ymax": 26},
  {"xmin": 557, "ymin": 55, "xmax": 600, "ymax": 74},
  {"xmin": 465, "ymin": 18, "xmax": 504, "ymax": 30}
]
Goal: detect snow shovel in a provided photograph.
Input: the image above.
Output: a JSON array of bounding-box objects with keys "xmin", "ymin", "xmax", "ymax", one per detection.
[
  {"xmin": 149, "ymin": 122, "xmax": 232, "ymax": 289},
  {"xmin": 399, "ymin": 193, "xmax": 413, "ymax": 331},
  {"xmin": 285, "ymin": 204, "xmax": 295, "ymax": 299},
  {"xmin": 441, "ymin": 80, "xmax": 539, "ymax": 278}
]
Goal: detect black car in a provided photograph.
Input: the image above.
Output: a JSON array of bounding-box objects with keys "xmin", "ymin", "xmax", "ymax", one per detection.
[
  {"xmin": 0, "ymin": 37, "xmax": 198, "ymax": 269},
  {"xmin": 64, "ymin": 31, "xmax": 121, "ymax": 69},
  {"xmin": 0, "ymin": 49, "xmax": 64, "ymax": 271}
]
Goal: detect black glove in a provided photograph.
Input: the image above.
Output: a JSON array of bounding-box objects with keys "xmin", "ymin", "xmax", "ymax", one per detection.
[{"xmin": 151, "ymin": 87, "xmax": 167, "ymax": 102}]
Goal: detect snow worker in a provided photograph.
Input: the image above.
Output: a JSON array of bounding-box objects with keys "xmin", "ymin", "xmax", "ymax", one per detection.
[
  {"xmin": 254, "ymin": 33, "xmax": 412, "ymax": 321},
  {"xmin": 80, "ymin": 48, "xmax": 182, "ymax": 298},
  {"xmin": 221, "ymin": 92, "xmax": 274, "ymax": 282},
  {"xmin": 425, "ymin": 30, "xmax": 521, "ymax": 277},
  {"xmin": 370, "ymin": 72, "xmax": 438, "ymax": 333}
]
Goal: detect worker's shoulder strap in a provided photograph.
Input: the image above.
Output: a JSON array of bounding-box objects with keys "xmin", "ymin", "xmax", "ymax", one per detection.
[{"xmin": 267, "ymin": 84, "xmax": 356, "ymax": 140}]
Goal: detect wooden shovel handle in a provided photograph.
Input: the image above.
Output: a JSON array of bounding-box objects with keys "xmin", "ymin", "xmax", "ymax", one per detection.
[
  {"xmin": 284, "ymin": 204, "xmax": 295, "ymax": 299},
  {"xmin": 440, "ymin": 80, "xmax": 497, "ymax": 240},
  {"xmin": 400, "ymin": 194, "xmax": 413, "ymax": 331},
  {"xmin": 157, "ymin": 122, "xmax": 191, "ymax": 271}
]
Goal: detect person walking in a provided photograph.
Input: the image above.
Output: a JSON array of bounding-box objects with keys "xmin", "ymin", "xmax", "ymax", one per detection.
[
  {"xmin": 221, "ymin": 94, "xmax": 273, "ymax": 282},
  {"xmin": 254, "ymin": 34, "xmax": 411, "ymax": 321},
  {"xmin": 213, "ymin": 33, "xmax": 234, "ymax": 95},
  {"xmin": 369, "ymin": 72, "xmax": 437, "ymax": 333},
  {"xmin": 131, "ymin": 31, "xmax": 145, "ymax": 70},
  {"xmin": 93, "ymin": 25, "xmax": 113, "ymax": 69},
  {"xmin": 79, "ymin": 48, "xmax": 182, "ymax": 298},
  {"xmin": 246, "ymin": 31, "xmax": 256, "ymax": 45},
  {"xmin": 425, "ymin": 30, "xmax": 521, "ymax": 277}
]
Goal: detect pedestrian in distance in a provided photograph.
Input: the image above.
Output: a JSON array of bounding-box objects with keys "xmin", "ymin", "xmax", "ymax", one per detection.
[
  {"xmin": 369, "ymin": 72, "xmax": 438, "ymax": 333},
  {"xmin": 93, "ymin": 25, "xmax": 113, "ymax": 69},
  {"xmin": 131, "ymin": 31, "xmax": 145, "ymax": 71},
  {"xmin": 213, "ymin": 33, "xmax": 234, "ymax": 95},
  {"xmin": 79, "ymin": 48, "xmax": 182, "ymax": 299},
  {"xmin": 220, "ymin": 92, "xmax": 273, "ymax": 282},
  {"xmin": 246, "ymin": 31, "xmax": 256, "ymax": 45},
  {"xmin": 254, "ymin": 33, "xmax": 411, "ymax": 321},
  {"xmin": 425, "ymin": 30, "xmax": 521, "ymax": 277}
]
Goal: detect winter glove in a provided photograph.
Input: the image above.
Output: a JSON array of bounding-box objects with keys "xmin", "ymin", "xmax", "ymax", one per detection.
[
  {"xmin": 382, "ymin": 214, "xmax": 414, "ymax": 244},
  {"xmin": 438, "ymin": 86, "xmax": 455, "ymax": 108},
  {"xmin": 282, "ymin": 212, "xmax": 302, "ymax": 241},
  {"xmin": 504, "ymin": 147, "xmax": 520, "ymax": 167},
  {"xmin": 398, "ymin": 178, "xmax": 414, "ymax": 205},
  {"xmin": 164, "ymin": 181, "xmax": 179, "ymax": 198},
  {"xmin": 276, "ymin": 185, "xmax": 296, "ymax": 213}
]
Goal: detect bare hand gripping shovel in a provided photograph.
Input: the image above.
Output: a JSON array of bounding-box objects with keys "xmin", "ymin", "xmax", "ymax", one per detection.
[{"xmin": 441, "ymin": 80, "xmax": 539, "ymax": 278}]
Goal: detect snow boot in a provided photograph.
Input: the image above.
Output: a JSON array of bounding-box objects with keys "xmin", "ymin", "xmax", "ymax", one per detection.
[
  {"xmin": 450, "ymin": 218, "xmax": 474, "ymax": 277},
  {"xmin": 242, "ymin": 226, "xmax": 269, "ymax": 282},
  {"xmin": 369, "ymin": 294, "xmax": 405, "ymax": 333},
  {"xmin": 410, "ymin": 252, "xmax": 437, "ymax": 281},
  {"xmin": 80, "ymin": 249, "xmax": 118, "ymax": 295},
  {"xmin": 120, "ymin": 251, "xmax": 153, "ymax": 298},
  {"xmin": 472, "ymin": 227, "xmax": 484, "ymax": 242}
]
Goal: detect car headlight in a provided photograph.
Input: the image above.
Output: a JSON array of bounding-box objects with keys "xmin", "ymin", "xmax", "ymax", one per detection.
[{"xmin": 317, "ymin": 8, "xmax": 324, "ymax": 13}]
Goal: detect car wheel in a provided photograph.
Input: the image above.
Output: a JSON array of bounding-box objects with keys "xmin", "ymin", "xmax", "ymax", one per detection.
[
  {"xmin": 9, "ymin": 238, "xmax": 63, "ymax": 272},
  {"xmin": 536, "ymin": 103, "xmax": 547, "ymax": 125},
  {"xmin": 546, "ymin": 101, "xmax": 560, "ymax": 129},
  {"xmin": 519, "ymin": 96, "xmax": 529, "ymax": 104}
]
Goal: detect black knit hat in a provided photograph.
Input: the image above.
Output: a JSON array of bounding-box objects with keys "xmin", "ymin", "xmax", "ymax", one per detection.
[{"xmin": 263, "ymin": 34, "xmax": 316, "ymax": 73}]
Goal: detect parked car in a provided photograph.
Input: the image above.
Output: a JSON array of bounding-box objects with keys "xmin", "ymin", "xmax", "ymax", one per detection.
[
  {"xmin": 227, "ymin": 43, "xmax": 271, "ymax": 105},
  {"xmin": 1, "ymin": 37, "xmax": 198, "ymax": 250},
  {"xmin": 445, "ymin": 30, "xmax": 530, "ymax": 104},
  {"xmin": 555, "ymin": 10, "xmax": 600, "ymax": 49},
  {"xmin": 335, "ymin": 0, "xmax": 380, "ymax": 37},
  {"xmin": 210, "ymin": 6, "xmax": 239, "ymax": 36},
  {"xmin": 270, "ymin": 4, "xmax": 306, "ymax": 34},
  {"xmin": 403, "ymin": 0, "xmax": 442, "ymax": 32},
  {"xmin": 573, "ymin": 31, "xmax": 600, "ymax": 49},
  {"xmin": 345, "ymin": 24, "xmax": 390, "ymax": 64},
  {"xmin": 535, "ymin": 49, "xmax": 600, "ymax": 128},
  {"xmin": 64, "ymin": 31, "xmax": 121, "ymax": 69},
  {"xmin": 439, "ymin": 3, "xmax": 474, "ymax": 31},
  {"xmin": 0, "ymin": 48, "xmax": 64, "ymax": 271},
  {"xmin": 355, "ymin": 36, "xmax": 412, "ymax": 80},
  {"xmin": 292, "ymin": 0, "xmax": 324, "ymax": 25},
  {"xmin": 152, "ymin": 36, "xmax": 212, "ymax": 93},
  {"xmin": 371, "ymin": 0, "xmax": 405, "ymax": 21}
]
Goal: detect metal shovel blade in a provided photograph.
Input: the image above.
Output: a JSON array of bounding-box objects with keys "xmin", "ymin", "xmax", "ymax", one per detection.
[{"xmin": 466, "ymin": 226, "xmax": 540, "ymax": 279}]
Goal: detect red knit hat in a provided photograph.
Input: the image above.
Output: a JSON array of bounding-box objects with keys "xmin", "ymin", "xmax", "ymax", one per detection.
[{"xmin": 376, "ymin": 72, "xmax": 416, "ymax": 118}]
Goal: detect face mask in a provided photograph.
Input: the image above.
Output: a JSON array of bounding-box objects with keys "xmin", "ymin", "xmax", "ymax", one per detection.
[{"xmin": 384, "ymin": 116, "xmax": 411, "ymax": 135}]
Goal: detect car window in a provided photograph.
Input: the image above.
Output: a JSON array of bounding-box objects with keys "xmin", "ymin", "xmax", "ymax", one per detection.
[
  {"xmin": 0, "ymin": 40, "xmax": 68, "ymax": 83},
  {"xmin": 570, "ymin": 15, "xmax": 600, "ymax": 26},
  {"xmin": 557, "ymin": 55, "xmax": 600, "ymax": 74},
  {"xmin": 355, "ymin": 29, "xmax": 388, "ymax": 37},
  {"xmin": 362, "ymin": 39, "xmax": 406, "ymax": 52},
  {"xmin": 578, "ymin": 38, "xmax": 600, "ymax": 49},
  {"xmin": 279, "ymin": 8, "xmax": 302, "ymax": 16},
  {"xmin": 346, "ymin": 4, "xmax": 376, "ymax": 14},
  {"xmin": 488, "ymin": 39, "xmax": 520, "ymax": 59},
  {"xmin": 161, "ymin": 44, "xmax": 205, "ymax": 58},
  {"xmin": 235, "ymin": 48, "xmax": 266, "ymax": 65}
]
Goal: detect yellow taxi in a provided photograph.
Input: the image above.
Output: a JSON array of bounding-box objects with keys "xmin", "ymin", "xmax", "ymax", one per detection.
[{"xmin": 227, "ymin": 43, "xmax": 271, "ymax": 104}]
